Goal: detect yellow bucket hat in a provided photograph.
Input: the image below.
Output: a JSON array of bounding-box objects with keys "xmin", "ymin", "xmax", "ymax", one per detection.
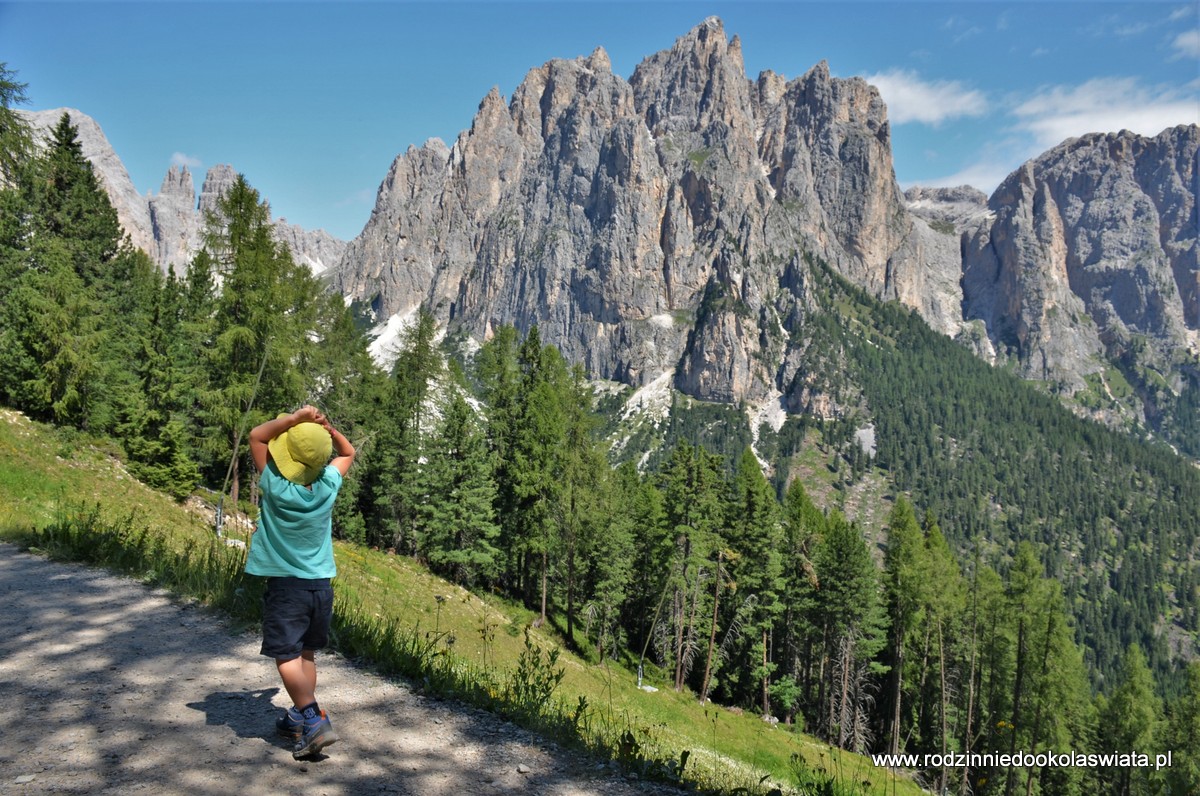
[{"xmin": 267, "ymin": 415, "xmax": 332, "ymax": 485}]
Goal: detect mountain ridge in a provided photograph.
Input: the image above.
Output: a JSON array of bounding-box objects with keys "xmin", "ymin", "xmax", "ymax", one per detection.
[{"xmin": 330, "ymin": 18, "xmax": 1197, "ymax": 453}]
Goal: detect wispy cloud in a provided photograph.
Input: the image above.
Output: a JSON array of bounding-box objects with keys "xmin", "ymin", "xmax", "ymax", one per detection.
[
  {"xmin": 170, "ymin": 152, "xmax": 202, "ymax": 169},
  {"xmin": 336, "ymin": 187, "xmax": 377, "ymax": 208},
  {"xmin": 1171, "ymin": 29, "xmax": 1200, "ymax": 60},
  {"xmin": 940, "ymin": 14, "xmax": 982, "ymax": 44},
  {"xmin": 865, "ymin": 69, "xmax": 987, "ymax": 126},
  {"xmin": 1013, "ymin": 78, "xmax": 1199, "ymax": 148}
]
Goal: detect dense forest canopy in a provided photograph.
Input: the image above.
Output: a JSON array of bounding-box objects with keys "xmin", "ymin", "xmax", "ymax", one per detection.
[{"xmin": 2, "ymin": 65, "xmax": 1198, "ymax": 795}]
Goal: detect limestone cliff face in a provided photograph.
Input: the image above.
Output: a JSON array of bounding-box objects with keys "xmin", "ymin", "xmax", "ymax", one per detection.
[
  {"xmin": 963, "ymin": 126, "xmax": 1198, "ymax": 403},
  {"xmin": 333, "ymin": 18, "xmax": 934, "ymax": 404},
  {"xmin": 20, "ymin": 109, "xmax": 346, "ymax": 276}
]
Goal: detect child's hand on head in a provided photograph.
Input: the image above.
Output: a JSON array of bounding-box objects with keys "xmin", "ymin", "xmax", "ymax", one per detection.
[{"xmin": 294, "ymin": 405, "xmax": 321, "ymax": 424}]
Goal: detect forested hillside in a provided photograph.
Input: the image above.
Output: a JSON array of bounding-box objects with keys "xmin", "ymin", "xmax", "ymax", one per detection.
[{"xmin": 3, "ymin": 66, "xmax": 1199, "ymax": 795}]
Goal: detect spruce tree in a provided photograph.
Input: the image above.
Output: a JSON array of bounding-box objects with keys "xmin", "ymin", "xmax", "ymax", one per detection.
[
  {"xmin": 374, "ymin": 306, "xmax": 441, "ymax": 551},
  {"xmin": 416, "ymin": 391, "xmax": 500, "ymax": 587}
]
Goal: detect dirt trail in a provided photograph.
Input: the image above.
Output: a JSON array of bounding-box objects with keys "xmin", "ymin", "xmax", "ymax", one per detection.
[{"xmin": 0, "ymin": 544, "xmax": 681, "ymax": 795}]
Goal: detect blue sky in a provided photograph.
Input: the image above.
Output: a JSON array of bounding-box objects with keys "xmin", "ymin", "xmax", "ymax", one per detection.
[{"xmin": 2, "ymin": 1, "xmax": 1197, "ymax": 241}]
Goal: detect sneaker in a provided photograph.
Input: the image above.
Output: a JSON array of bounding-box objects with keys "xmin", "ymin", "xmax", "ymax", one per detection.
[
  {"xmin": 276, "ymin": 707, "xmax": 304, "ymax": 741},
  {"xmin": 292, "ymin": 709, "xmax": 339, "ymax": 759}
]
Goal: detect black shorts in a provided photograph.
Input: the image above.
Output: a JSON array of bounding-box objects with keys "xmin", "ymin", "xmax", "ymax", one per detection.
[{"xmin": 260, "ymin": 577, "xmax": 333, "ymax": 661}]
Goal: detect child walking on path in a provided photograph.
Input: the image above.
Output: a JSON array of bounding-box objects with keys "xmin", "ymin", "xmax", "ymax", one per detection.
[{"xmin": 245, "ymin": 405, "xmax": 356, "ymax": 759}]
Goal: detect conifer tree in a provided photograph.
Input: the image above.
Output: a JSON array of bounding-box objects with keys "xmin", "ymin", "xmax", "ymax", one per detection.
[
  {"xmin": 617, "ymin": 462, "xmax": 670, "ymax": 671},
  {"xmin": 0, "ymin": 113, "xmax": 124, "ymax": 429},
  {"xmin": 724, "ymin": 448, "xmax": 783, "ymax": 712},
  {"xmin": 813, "ymin": 512, "xmax": 886, "ymax": 750},
  {"xmin": 588, "ymin": 462, "xmax": 639, "ymax": 662},
  {"xmin": 373, "ymin": 306, "xmax": 441, "ymax": 551},
  {"xmin": 1101, "ymin": 645, "xmax": 1160, "ymax": 796},
  {"xmin": 1161, "ymin": 662, "xmax": 1200, "ymax": 796},
  {"xmin": 197, "ymin": 175, "xmax": 320, "ymax": 506},
  {"xmin": 31, "ymin": 113, "xmax": 122, "ymax": 285},
  {"xmin": 511, "ymin": 327, "xmax": 568, "ymax": 624},
  {"xmin": 556, "ymin": 365, "xmax": 607, "ymax": 645},
  {"xmin": 416, "ymin": 391, "xmax": 500, "ymax": 586},
  {"xmin": 776, "ymin": 478, "xmax": 825, "ymax": 726},
  {"xmin": 658, "ymin": 443, "xmax": 726, "ymax": 693},
  {"xmin": 476, "ymin": 325, "xmax": 522, "ymax": 586},
  {"xmin": 0, "ymin": 63, "xmax": 33, "ymax": 185},
  {"xmin": 883, "ymin": 497, "xmax": 925, "ymax": 756}
]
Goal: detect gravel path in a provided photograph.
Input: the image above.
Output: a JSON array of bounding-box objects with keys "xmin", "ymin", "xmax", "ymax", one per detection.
[{"xmin": 0, "ymin": 543, "xmax": 683, "ymax": 795}]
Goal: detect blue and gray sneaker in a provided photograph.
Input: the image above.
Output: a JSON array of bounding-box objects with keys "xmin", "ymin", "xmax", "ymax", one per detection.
[
  {"xmin": 292, "ymin": 709, "xmax": 339, "ymax": 759},
  {"xmin": 276, "ymin": 706, "xmax": 304, "ymax": 741}
]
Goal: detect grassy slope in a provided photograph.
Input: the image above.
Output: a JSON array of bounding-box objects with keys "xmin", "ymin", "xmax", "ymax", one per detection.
[{"xmin": 0, "ymin": 408, "xmax": 924, "ymax": 796}]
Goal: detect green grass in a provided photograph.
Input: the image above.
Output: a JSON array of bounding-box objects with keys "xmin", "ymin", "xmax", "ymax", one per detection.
[{"xmin": 0, "ymin": 408, "xmax": 924, "ymax": 796}]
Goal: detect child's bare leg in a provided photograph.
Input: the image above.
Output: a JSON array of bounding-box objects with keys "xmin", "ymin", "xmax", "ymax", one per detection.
[{"xmin": 277, "ymin": 649, "xmax": 318, "ymax": 709}]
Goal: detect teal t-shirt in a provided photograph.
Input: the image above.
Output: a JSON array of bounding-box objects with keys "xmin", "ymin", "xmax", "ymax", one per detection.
[{"xmin": 245, "ymin": 461, "xmax": 342, "ymax": 579}]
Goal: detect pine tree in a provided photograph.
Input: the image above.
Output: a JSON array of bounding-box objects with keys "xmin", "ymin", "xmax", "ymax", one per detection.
[
  {"xmin": 476, "ymin": 325, "xmax": 522, "ymax": 587},
  {"xmin": 555, "ymin": 365, "xmax": 607, "ymax": 646},
  {"xmin": 1161, "ymin": 662, "xmax": 1200, "ymax": 796},
  {"xmin": 587, "ymin": 462, "xmax": 637, "ymax": 662},
  {"xmin": 30, "ymin": 113, "xmax": 122, "ymax": 285},
  {"xmin": 657, "ymin": 443, "xmax": 727, "ymax": 693}
]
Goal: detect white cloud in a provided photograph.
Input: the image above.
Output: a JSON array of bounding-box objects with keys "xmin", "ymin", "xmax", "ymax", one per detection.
[
  {"xmin": 170, "ymin": 152, "xmax": 202, "ymax": 169},
  {"xmin": 865, "ymin": 69, "xmax": 987, "ymax": 126},
  {"xmin": 1013, "ymin": 78, "xmax": 1200, "ymax": 148},
  {"xmin": 1172, "ymin": 29, "xmax": 1200, "ymax": 59}
]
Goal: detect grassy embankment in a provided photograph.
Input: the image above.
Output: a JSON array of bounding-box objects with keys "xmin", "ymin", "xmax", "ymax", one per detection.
[{"xmin": 0, "ymin": 408, "xmax": 923, "ymax": 796}]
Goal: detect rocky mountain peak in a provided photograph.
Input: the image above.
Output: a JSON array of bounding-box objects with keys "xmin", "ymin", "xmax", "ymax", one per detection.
[
  {"xmin": 629, "ymin": 16, "xmax": 754, "ymax": 136},
  {"xmin": 158, "ymin": 165, "xmax": 195, "ymax": 202},
  {"xmin": 198, "ymin": 164, "xmax": 238, "ymax": 217},
  {"xmin": 333, "ymin": 18, "xmax": 950, "ymax": 406},
  {"xmin": 586, "ymin": 46, "xmax": 612, "ymax": 74}
]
